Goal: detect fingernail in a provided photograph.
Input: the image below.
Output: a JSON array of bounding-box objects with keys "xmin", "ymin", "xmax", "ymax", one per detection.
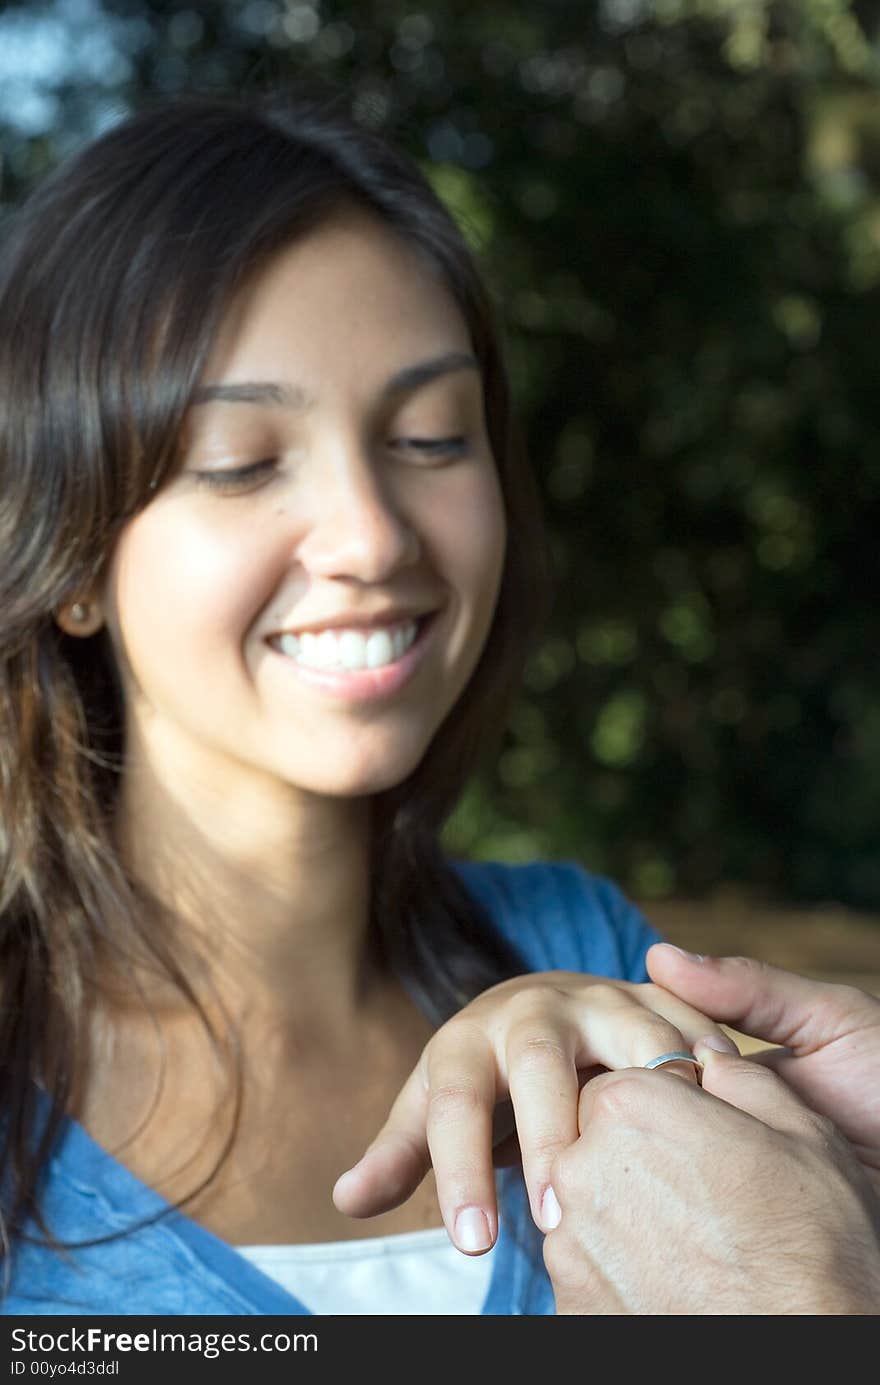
[
  {"xmin": 333, "ymin": 1156, "xmax": 366, "ymax": 1191},
  {"xmin": 696, "ymin": 1032, "xmax": 740, "ymax": 1055},
  {"xmin": 454, "ymin": 1207, "xmax": 492, "ymax": 1254},
  {"xmin": 662, "ymin": 943, "xmax": 706, "ymax": 962},
  {"xmin": 540, "ymin": 1185, "xmax": 561, "ymax": 1231},
  {"xmin": 332, "ymin": 1167, "xmax": 358, "ymax": 1196}
]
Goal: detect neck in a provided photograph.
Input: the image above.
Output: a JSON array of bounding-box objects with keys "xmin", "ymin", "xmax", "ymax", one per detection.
[{"xmin": 105, "ymin": 748, "xmax": 383, "ymax": 1042}]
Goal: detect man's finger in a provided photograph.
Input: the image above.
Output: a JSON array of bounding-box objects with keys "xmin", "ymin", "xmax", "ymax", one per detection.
[
  {"xmin": 692, "ymin": 1041, "xmax": 826, "ymax": 1136},
  {"xmin": 646, "ymin": 944, "xmax": 873, "ymax": 1054},
  {"xmin": 575, "ymin": 1051, "xmax": 817, "ymax": 1145}
]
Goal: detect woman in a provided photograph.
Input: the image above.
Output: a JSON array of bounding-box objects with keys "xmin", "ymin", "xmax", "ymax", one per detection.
[{"xmin": 0, "ymin": 88, "xmax": 729, "ymax": 1316}]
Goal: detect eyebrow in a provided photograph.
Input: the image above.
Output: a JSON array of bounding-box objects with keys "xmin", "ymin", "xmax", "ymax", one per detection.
[{"xmin": 190, "ymin": 351, "xmax": 480, "ymax": 409}]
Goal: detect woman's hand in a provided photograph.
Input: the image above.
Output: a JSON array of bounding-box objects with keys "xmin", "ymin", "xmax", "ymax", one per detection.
[
  {"xmin": 646, "ymin": 944, "xmax": 880, "ymax": 1191},
  {"xmin": 332, "ymin": 970, "xmax": 735, "ymax": 1254}
]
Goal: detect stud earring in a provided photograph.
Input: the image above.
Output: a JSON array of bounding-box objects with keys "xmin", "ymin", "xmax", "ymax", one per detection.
[{"xmin": 70, "ymin": 602, "xmax": 89, "ymax": 622}]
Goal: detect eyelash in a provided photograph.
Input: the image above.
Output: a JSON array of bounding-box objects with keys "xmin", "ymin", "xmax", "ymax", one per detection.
[{"xmin": 191, "ymin": 437, "xmax": 469, "ymax": 492}]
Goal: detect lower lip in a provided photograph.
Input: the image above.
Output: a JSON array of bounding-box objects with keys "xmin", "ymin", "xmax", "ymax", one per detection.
[{"xmin": 267, "ymin": 614, "xmax": 439, "ymax": 705}]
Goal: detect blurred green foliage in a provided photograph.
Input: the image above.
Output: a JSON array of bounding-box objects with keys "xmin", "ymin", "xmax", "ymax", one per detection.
[{"xmin": 3, "ymin": 0, "xmax": 880, "ymax": 908}]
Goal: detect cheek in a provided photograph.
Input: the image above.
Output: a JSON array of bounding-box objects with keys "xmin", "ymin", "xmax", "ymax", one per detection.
[
  {"xmin": 104, "ymin": 509, "xmax": 275, "ymax": 669},
  {"xmin": 445, "ymin": 468, "xmax": 507, "ymax": 619}
]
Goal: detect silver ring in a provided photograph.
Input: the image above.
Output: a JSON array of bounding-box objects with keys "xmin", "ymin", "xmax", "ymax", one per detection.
[{"xmin": 644, "ymin": 1050, "xmax": 704, "ymax": 1084}]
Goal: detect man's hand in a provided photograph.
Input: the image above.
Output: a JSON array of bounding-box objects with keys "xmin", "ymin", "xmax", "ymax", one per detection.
[
  {"xmin": 647, "ymin": 945, "xmax": 880, "ymax": 1190},
  {"xmin": 545, "ymin": 1044, "xmax": 880, "ymax": 1315}
]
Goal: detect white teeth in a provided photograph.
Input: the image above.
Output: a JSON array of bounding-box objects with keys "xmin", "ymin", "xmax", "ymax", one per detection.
[{"xmin": 274, "ymin": 619, "xmax": 420, "ymax": 671}]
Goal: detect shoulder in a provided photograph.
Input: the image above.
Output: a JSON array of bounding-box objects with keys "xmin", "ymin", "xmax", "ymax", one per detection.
[{"xmin": 449, "ymin": 856, "xmax": 663, "ymax": 982}]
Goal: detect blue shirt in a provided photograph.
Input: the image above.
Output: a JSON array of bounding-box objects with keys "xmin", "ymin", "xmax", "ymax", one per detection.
[{"xmin": 1, "ymin": 858, "xmax": 662, "ymax": 1315}]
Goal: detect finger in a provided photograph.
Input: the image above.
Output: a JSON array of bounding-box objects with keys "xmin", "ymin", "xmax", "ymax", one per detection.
[
  {"xmin": 424, "ymin": 1026, "xmax": 499, "ymax": 1255},
  {"xmin": 334, "ymin": 1042, "xmax": 512, "ymax": 1236},
  {"xmin": 566, "ymin": 983, "xmax": 705, "ymax": 1082},
  {"xmin": 691, "ymin": 1040, "xmax": 826, "ymax": 1137},
  {"xmin": 574, "ymin": 1053, "xmax": 814, "ymax": 1149},
  {"xmin": 622, "ymin": 982, "xmax": 739, "ymax": 1056},
  {"xmin": 504, "ymin": 1020, "xmax": 580, "ymax": 1231},
  {"xmin": 646, "ymin": 944, "xmax": 875, "ymax": 1053},
  {"xmin": 332, "ymin": 1065, "xmax": 430, "ymax": 1218},
  {"xmin": 575, "ymin": 1062, "xmax": 706, "ymax": 1138},
  {"xmin": 726, "ymin": 1039, "xmax": 880, "ymax": 1153}
]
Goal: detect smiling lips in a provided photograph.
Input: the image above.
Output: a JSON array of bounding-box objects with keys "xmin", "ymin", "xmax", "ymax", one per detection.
[{"xmin": 267, "ymin": 616, "xmax": 422, "ymax": 672}]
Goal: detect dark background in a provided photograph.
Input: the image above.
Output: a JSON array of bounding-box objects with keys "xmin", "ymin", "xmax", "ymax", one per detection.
[{"xmin": 3, "ymin": 0, "xmax": 880, "ymax": 933}]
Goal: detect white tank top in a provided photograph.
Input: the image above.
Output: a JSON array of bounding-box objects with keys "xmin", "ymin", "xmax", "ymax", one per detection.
[{"xmin": 237, "ymin": 1225, "xmax": 494, "ymax": 1314}]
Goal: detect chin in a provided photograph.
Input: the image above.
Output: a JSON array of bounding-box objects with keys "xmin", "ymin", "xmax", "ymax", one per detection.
[{"xmin": 278, "ymin": 741, "xmax": 431, "ymax": 799}]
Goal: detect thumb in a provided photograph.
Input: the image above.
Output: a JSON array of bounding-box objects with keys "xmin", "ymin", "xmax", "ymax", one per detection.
[
  {"xmin": 332, "ymin": 1065, "xmax": 431, "ymax": 1218},
  {"xmin": 646, "ymin": 943, "xmax": 859, "ymax": 1054},
  {"xmin": 692, "ymin": 1036, "xmax": 816, "ymax": 1134}
]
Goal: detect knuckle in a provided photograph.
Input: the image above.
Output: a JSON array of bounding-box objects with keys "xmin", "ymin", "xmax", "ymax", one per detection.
[
  {"xmin": 521, "ymin": 1121, "xmax": 572, "ymax": 1168},
  {"xmin": 725, "ymin": 954, "xmax": 774, "ymax": 981},
  {"xmin": 526, "ymin": 1129, "xmax": 569, "ymax": 1167},
  {"xmin": 576, "ymin": 980, "xmax": 622, "ymax": 1011},
  {"xmin": 507, "ymin": 1029, "xmax": 569, "ymax": 1075},
  {"xmin": 588, "ymin": 1071, "xmax": 645, "ymax": 1123},
  {"xmin": 500, "ymin": 986, "xmax": 562, "ymax": 1026},
  {"xmin": 426, "ymin": 1083, "xmax": 482, "ymax": 1128},
  {"xmin": 801, "ymin": 1107, "xmax": 845, "ymax": 1153},
  {"xmin": 427, "ymin": 1016, "xmax": 484, "ymax": 1053}
]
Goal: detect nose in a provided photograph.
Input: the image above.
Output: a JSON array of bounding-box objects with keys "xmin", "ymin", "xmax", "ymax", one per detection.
[{"xmin": 293, "ymin": 437, "xmax": 422, "ymax": 583}]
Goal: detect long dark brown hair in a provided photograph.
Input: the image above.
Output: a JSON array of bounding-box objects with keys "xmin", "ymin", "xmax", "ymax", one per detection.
[{"xmin": 0, "ymin": 86, "xmax": 555, "ymax": 1262}]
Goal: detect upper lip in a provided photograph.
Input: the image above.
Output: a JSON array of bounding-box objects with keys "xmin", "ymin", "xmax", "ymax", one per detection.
[{"xmin": 268, "ymin": 606, "xmax": 438, "ymax": 638}]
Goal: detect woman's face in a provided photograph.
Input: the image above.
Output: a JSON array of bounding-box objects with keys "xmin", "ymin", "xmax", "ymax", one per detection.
[{"xmin": 97, "ymin": 209, "xmax": 507, "ymax": 803}]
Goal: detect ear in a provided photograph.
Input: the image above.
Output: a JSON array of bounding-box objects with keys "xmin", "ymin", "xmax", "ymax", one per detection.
[{"xmin": 56, "ymin": 598, "xmax": 104, "ymax": 638}]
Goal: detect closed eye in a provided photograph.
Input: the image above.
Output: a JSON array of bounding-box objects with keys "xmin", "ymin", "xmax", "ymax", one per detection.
[
  {"xmin": 190, "ymin": 458, "xmax": 277, "ymax": 492},
  {"xmin": 392, "ymin": 436, "xmax": 468, "ymax": 458},
  {"xmin": 189, "ymin": 436, "xmax": 469, "ymax": 493}
]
